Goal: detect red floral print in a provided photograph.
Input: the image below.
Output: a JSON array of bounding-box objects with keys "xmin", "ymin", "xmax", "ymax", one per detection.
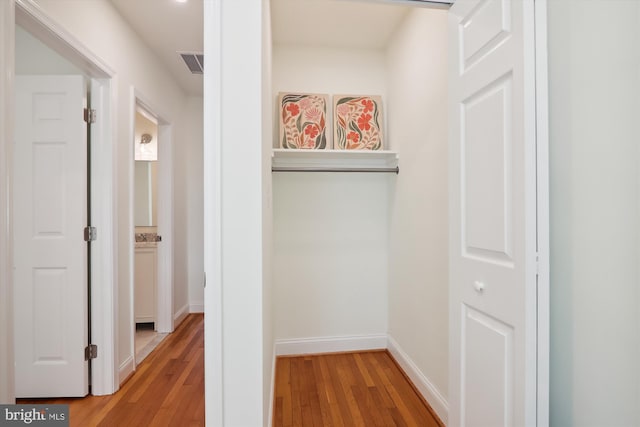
[
  {"xmin": 347, "ymin": 131, "xmax": 360, "ymax": 143},
  {"xmin": 281, "ymin": 94, "xmax": 328, "ymax": 149},
  {"xmin": 333, "ymin": 96, "xmax": 382, "ymax": 150},
  {"xmin": 357, "ymin": 113, "xmax": 372, "ymax": 131},
  {"xmin": 361, "ymin": 99, "xmax": 374, "ymax": 113},
  {"xmin": 304, "ymin": 124, "xmax": 319, "ymax": 139},
  {"xmin": 286, "ymin": 103, "xmax": 300, "ymax": 117}
]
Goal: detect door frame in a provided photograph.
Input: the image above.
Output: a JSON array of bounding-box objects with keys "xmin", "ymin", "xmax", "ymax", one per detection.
[
  {"xmin": 128, "ymin": 88, "xmax": 174, "ymax": 343},
  {"xmin": 534, "ymin": 0, "xmax": 550, "ymax": 424},
  {"xmin": 0, "ymin": 0, "xmax": 119, "ymax": 399},
  {"xmin": 203, "ymin": 0, "xmax": 224, "ymax": 424},
  {"xmin": 0, "ymin": 0, "xmax": 16, "ymax": 404},
  {"xmin": 203, "ymin": 0, "xmax": 549, "ymax": 426}
]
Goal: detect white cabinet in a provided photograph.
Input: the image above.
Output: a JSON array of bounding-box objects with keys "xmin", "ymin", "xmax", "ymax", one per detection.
[{"xmin": 134, "ymin": 244, "xmax": 157, "ymax": 324}]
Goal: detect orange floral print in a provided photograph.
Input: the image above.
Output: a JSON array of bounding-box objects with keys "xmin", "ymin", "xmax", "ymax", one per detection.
[
  {"xmin": 357, "ymin": 113, "xmax": 372, "ymax": 131},
  {"xmin": 286, "ymin": 103, "xmax": 300, "ymax": 117}
]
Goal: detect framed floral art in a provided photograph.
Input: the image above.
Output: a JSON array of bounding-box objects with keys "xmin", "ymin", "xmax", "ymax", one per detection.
[
  {"xmin": 279, "ymin": 92, "xmax": 328, "ymax": 149},
  {"xmin": 334, "ymin": 95, "xmax": 384, "ymax": 150}
]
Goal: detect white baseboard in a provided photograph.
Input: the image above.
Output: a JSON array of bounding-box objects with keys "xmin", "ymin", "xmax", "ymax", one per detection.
[
  {"xmin": 387, "ymin": 335, "xmax": 449, "ymax": 425},
  {"xmin": 275, "ymin": 334, "xmax": 387, "ymax": 356},
  {"xmin": 118, "ymin": 356, "xmax": 134, "ymax": 385},
  {"xmin": 173, "ymin": 303, "xmax": 189, "ymax": 328},
  {"xmin": 189, "ymin": 302, "xmax": 204, "ymax": 313}
]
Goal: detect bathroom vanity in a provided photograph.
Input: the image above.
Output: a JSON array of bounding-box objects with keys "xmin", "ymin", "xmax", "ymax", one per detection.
[{"xmin": 134, "ymin": 232, "xmax": 158, "ymax": 326}]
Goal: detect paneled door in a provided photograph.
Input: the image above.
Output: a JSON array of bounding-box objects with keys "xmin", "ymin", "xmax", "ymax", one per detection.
[
  {"xmin": 14, "ymin": 75, "xmax": 89, "ymax": 397},
  {"xmin": 448, "ymin": 0, "xmax": 538, "ymax": 425}
]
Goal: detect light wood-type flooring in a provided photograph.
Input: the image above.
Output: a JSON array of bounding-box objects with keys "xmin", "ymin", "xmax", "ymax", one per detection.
[
  {"xmin": 19, "ymin": 313, "xmax": 204, "ymax": 427},
  {"xmin": 274, "ymin": 351, "xmax": 444, "ymax": 427}
]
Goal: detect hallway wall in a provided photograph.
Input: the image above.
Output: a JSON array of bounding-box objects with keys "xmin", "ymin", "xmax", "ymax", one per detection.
[
  {"xmin": 174, "ymin": 96, "xmax": 204, "ymax": 318},
  {"xmin": 180, "ymin": 96, "xmax": 204, "ymax": 313},
  {"xmin": 548, "ymin": 1, "xmax": 640, "ymax": 425}
]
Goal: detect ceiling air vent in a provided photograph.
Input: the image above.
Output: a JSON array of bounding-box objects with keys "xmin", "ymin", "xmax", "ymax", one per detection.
[{"xmin": 179, "ymin": 52, "xmax": 204, "ymax": 74}]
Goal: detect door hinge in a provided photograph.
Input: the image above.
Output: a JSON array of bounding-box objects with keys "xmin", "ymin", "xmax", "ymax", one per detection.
[
  {"xmin": 85, "ymin": 344, "xmax": 98, "ymax": 361},
  {"xmin": 84, "ymin": 226, "xmax": 97, "ymax": 242},
  {"xmin": 83, "ymin": 108, "xmax": 97, "ymax": 124}
]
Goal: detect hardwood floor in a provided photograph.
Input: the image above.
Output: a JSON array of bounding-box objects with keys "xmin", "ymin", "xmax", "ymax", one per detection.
[
  {"xmin": 274, "ymin": 350, "xmax": 444, "ymax": 427},
  {"xmin": 20, "ymin": 316, "xmax": 441, "ymax": 427},
  {"xmin": 19, "ymin": 313, "xmax": 204, "ymax": 427}
]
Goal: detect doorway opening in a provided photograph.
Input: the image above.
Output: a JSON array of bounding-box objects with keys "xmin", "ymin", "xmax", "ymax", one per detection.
[
  {"xmin": 129, "ymin": 95, "xmax": 174, "ymax": 370},
  {"xmin": 203, "ymin": 0, "xmax": 548, "ymax": 424},
  {"xmin": 12, "ymin": 2, "xmax": 117, "ymax": 397},
  {"xmin": 132, "ymin": 104, "xmax": 167, "ymax": 365}
]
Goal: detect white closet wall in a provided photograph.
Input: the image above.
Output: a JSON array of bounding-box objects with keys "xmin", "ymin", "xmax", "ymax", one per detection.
[
  {"xmin": 272, "ymin": 45, "xmax": 390, "ymax": 343},
  {"xmin": 386, "ymin": 7, "xmax": 449, "ymax": 403}
]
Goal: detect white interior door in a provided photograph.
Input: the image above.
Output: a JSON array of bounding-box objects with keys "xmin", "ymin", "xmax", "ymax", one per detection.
[
  {"xmin": 14, "ymin": 75, "xmax": 89, "ymax": 398},
  {"xmin": 448, "ymin": 0, "xmax": 537, "ymax": 426}
]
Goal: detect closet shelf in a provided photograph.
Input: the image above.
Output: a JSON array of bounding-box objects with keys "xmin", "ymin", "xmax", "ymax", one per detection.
[{"xmin": 272, "ymin": 149, "xmax": 399, "ymax": 174}]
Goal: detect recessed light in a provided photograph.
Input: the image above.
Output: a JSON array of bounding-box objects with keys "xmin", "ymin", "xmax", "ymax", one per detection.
[{"xmin": 176, "ymin": 0, "xmax": 188, "ymax": 3}]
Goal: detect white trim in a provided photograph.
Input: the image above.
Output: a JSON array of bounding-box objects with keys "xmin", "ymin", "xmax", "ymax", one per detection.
[
  {"xmin": 534, "ymin": 0, "xmax": 550, "ymax": 424},
  {"xmin": 118, "ymin": 356, "xmax": 135, "ymax": 385},
  {"xmin": 267, "ymin": 346, "xmax": 277, "ymax": 427},
  {"xmin": 13, "ymin": 0, "xmax": 118, "ymax": 396},
  {"xmin": 89, "ymin": 77, "xmax": 118, "ymax": 395},
  {"xmin": 129, "ymin": 89, "xmax": 174, "ymax": 339},
  {"xmin": 189, "ymin": 303, "xmax": 204, "ymax": 313},
  {"xmin": 524, "ymin": 0, "xmax": 541, "ymax": 424},
  {"xmin": 174, "ymin": 303, "xmax": 190, "ymax": 327},
  {"xmin": 127, "ymin": 91, "xmax": 137, "ymax": 373},
  {"xmin": 387, "ymin": 336, "xmax": 449, "ymax": 425},
  {"xmin": 156, "ymin": 122, "xmax": 174, "ymax": 333},
  {"xmin": 271, "ymin": 149, "xmax": 399, "ymax": 171},
  {"xmin": 203, "ymin": 0, "xmax": 224, "ymax": 425},
  {"xmin": 0, "ymin": 0, "xmax": 15, "ymax": 405},
  {"xmin": 275, "ymin": 334, "xmax": 387, "ymax": 356},
  {"xmin": 15, "ymin": 0, "xmax": 114, "ymax": 78}
]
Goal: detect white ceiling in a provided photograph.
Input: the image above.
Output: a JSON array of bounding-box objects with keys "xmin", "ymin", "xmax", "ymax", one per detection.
[
  {"xmin": 108, "ymin": 0, "xmax": 411, "ymax": 97},
  {"xmin": 109, "ymin": 0, "xmax": 204, "ymax": 96},
  {"xmin": 272, "ymin": 0, "xmax": 409, "ymax": 49}
]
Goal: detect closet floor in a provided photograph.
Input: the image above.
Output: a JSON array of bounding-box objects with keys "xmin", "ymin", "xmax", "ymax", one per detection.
[{"xmin": 274, "ymin": 350, "xmax": 443, "ymax": 427}]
